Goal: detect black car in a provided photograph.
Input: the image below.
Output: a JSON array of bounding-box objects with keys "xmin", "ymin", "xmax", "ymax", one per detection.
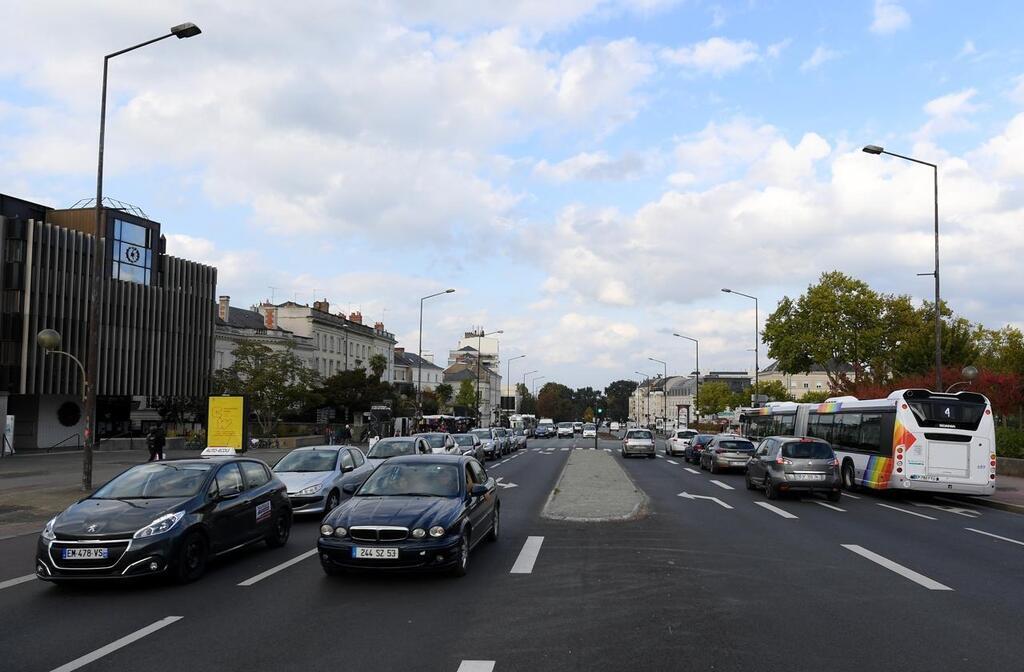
[
  {"xmin": 318, "ymin": 454, "xmax": 498, "ymax": 576},
  {"xmin": 36, "ymin": 457, "xmax": 292, "ymax": 584},
  {"xmin": 684, "ymin": 434, "xmax": 716, "ymax": 464},
  {"xmin": 534, "ymin": 424, "xmax": 554, "ymax": 439}
]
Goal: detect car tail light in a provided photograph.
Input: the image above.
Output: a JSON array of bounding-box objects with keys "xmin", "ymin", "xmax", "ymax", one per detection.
[
  {"xmin": 830, "ymin": 458, "xmax": 839, "ymax": 467},
  {"xmin": 775, "ymin": 456, "xmax": 793, "ymax": 465}
]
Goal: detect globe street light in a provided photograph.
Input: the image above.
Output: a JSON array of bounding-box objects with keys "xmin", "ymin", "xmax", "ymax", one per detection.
[
  {"xmin": 36, "ymin": 330, "xmax": 87, "ymax": 402},
  {"xmin": 673, "ymin": 333, "xmax": 699, "ymax": 426},
  {"xmin": 863, "ymin": 143, "xmax": 943, "ymax": 390},
  {"xmin": 81, "ymin": 22, "xmax": 202, "ymax": 491},
  {"xmin": 722, "ymin": 288, "xmax": 760, "ymax": 406},
  {"xmin": 417, "ymin": 289, "xmax": 455, "ymax": 413}
]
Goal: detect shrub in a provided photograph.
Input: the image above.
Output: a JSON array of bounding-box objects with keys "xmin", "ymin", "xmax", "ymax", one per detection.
[{"xmin": 996, "ymin": 427, "xmax": 1024, "ymax": 459}]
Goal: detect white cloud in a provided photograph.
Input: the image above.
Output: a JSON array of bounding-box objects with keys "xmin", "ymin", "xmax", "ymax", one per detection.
[
  {"xmin": 766, "ymin": 39, "xmax": 792, "ymax": 59},
  {"xmin": 800, "ymin": 45, "xmax": 841, "ymax": 72},
  {"xmin": 871, "ymin": 1, "xmax": 911, "ymax": 34},
  {"xmin": 534, "ymin": 151, "xmax": 648, "ymax": 181},
  {"xmin": 958, "ymin": 40, "xmax": 977, "ymax": 59},
  {"xmin": 1009, "ymin": 75, "xmax": 1024, "ymax": 105},
  {"xmin": 661, "ymin": 37, "xmax": 760, "ymax": 76},
  {"xmin": 914, "ymin": 88, "xmax": 980, "ymax": 139}
]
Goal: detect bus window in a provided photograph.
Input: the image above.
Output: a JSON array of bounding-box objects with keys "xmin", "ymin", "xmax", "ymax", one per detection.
[
  {"xmin": 858, "ymin": 414, "xmax": 883, "ymax": 453},
  {"xmin": 808, "ymin": 414, "xmax": 834, "ymax": 444},
  {"xmin": 778, "ymin": 414, "xmax": 796, "ymax": 436},
  {"xmin": 834, "ymin": 414, "xmax": 860, "ymax": 451}
]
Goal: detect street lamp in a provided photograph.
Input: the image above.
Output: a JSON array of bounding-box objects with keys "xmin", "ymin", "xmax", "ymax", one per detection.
[
  {"xmin": 37, "ymin": 330, "xmax": 88, "ymax": 402},
  {"xmin": 81, "ymin": 22, "xmax": 202, "ymax": 491},
  {"xmin": 506, "ymin": 355, "xmax": 526, "ymax": 417},
  {"xmin": 531, "ymin": 375, "xmax": 546, "ymax": 397},
  {"xmin": 863, "ymin": 143, "xmax": 943, "ymax": 390},
  {"xmin": 521, "ymin": 369, "xmax": 537, "ymax": 410},
  {"xmin": 475, "ymin": 329, "xmax": 503, "ymax": 426},
  {"xmin": 648, "ymin": 357, "xmax": 667, "ymax": 431},
  {"xmin": 673, "ymin": 333, "xmax": 699, "ymax": 426},
  {"xmin": 722, "ymin": 288, "xmax": 760, "ymax": 406},
  {"xmin": 635, "ymin": 371, "xmax": 653, "ymax": 429},
  {"xmin": 417, "ymin": 288, "xmax": 455, "ymax": 413}
]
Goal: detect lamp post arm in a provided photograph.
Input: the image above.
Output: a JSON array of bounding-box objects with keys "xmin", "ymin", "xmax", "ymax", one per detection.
[
  {"xmin": 879, "ymin": 149, "xmax": 937, "ymax": 169},
  {"xmin": 44, "ymin": 350, "xmax": 88, "ymax": 401}
]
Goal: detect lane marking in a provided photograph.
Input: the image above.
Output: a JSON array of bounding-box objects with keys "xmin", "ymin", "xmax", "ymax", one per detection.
[
  {"xmin": 811, "ymin": 500, "xmax": 846, "ymax": 512},
  {"xmin": 238, "ymin": 548, "xmax": 318, "ymax": 586},
  {"xmin": 684, "ymin": 468, "xmax": 700, "ymax": 474},
  {"xmin": 908, "ymin": 502, "xmax": 980, "ymax": 518},
  {"xmin": 560, "ymin": 448, "xmax": 569, "ymax": 452},
  {"xmin": 965, "ymin": 527, "xmax": 1024, "ymax": 547},
  {"xmin": 876, "ymin": 503, "xmax": 936, "ymax": 520},
  {"xmin": 457, "ymin": 662, "xmax": 496, "ymax": 672},
  {"xmin": 510, "ymin": 536, "xmax": 544, "ymax": 574},
  {"xmin": 0, "ymin": 574, "xmax": 36, "ymax": 591},
  {"xmin": 678, "ymin": 492, "xmax": 733, "ymax": 509},
  {"xmin": 49, "ymin": 616, "xmax": 183, "ymax": 672},
  {"xmin": 603, "ymin": 448, "xmax": 611, "ymax": 453},
  {"xmin": 709, "ymin": 480, "xmax": 734, "ymax": 490},
  {"xmin": 754, "ymin": 502, "xmax": 798, "ymax": 519},
  {"xmin": 841, "ymin": 544, "xmax": 952, "ymax": 591},
  {"xmin": 666, "ymin": 459, "xmax": 679, "ymax": 465},
  {"xmin": 841, "ymin": 491, "xmax": 861, "ymax": 499}
]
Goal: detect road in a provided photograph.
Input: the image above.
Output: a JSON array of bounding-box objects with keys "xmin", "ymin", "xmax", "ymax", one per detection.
[{"xmin": 2, "ymin": 435, "xmax": 1024, "ymax": 671}]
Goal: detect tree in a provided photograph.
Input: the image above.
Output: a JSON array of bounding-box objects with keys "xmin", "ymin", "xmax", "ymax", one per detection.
[
  {"xmin": 420, "ymin": 390, "xmax": 440, "ymax": 415},
  {"xmin": 454, "ymin": 379, "xmax": 477, "ymax": 410},
  {"xmin": 799, "ymin": 390, "xmax": 832, "ymax": 403},
  {"xmin": 604, "ymin": 379, "xmax": 638, "ymax": 421},
  {"xmin": 434, "ymin": 383, "xmax": 454, "ymax": 411},
  {"xmin": 757, "ymin": 380, "xmax": 795, "ymax": 403},
  {"xmin": 976, "ymin": 326, "xmax": 1024, "ymax": 375},
  {"xmin": 212, "ymin": 342, "xmax": 321, "ymax": 435},
  {"xmin": 696, "ymin": 382, "xmax": 734, "ymax": 417},
  {"xmin": 369, "ymin": 353, "xmax": 388, "ymax": 381},
  {"xmin": 516, "ymin": 383, "xmax": 537, "ymax": 415},
  {"xmin": 582, "ymin": 407, "xmax": 595, "ymax": 422},
  {"xmin": 892, "ymin": 301, "xmax": 979, "ymax": 377},
  {"xmin": 572, "ymin": 386, "xmax": 605, "ymax": 420},
  {"xmin": 537, "ymin": 382, "xmax": 574, "ymax": 421},
  {"xmin": 152, "ymin": 396, "xmax": 205, "ymax": 427}
]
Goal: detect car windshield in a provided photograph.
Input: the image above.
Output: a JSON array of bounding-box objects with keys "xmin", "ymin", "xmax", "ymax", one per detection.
[
  {"xmin": 367, "ymin": 439, "xmax": 417, "ymax": 459},
  {"xmin": 494, "ymin": 429, "xmax": 507, "ymax": 436},
  {"xmin": 677, "ymin": 431, "xmax": 697, "ymax": 438},
  {"xmin": 357, "ymin": 463, "xmax": 461, "ymax": 497},
  {"xmin": 470, "ymin": 430, "xmax": 491, "ymax": 440},
  {"xmin": 558, "ymin": 422, "xmax": 572, "ymax": 428},
  {"xmin": 274, "ymin": 450, "xmax": 337, "ymax": 472},
  {"xmin": 627, "ymin": 430, "xmax": 653, "ymax": 440},
  {"xmin": 93, "ymin": 463, "xmax": 213, "ymax": 499},
  {"xmin": 782, "ymin": 441, "xmax": 834, "ymax": 459},
  {"xmin": 584, "ymin": 424, "xmax": 596, "ymax": 430},
  {"xmin": 421, "ymin": 434, "xmax": 447, "ymax": 448},
  {"xmin": 513, "ymin": 428, "xmax": 524, "ymax": 435},
  {"xmin": 454, "ymin": 435, "xmax": 474, "ymax": 446},
  {"xmin": 717, "ymin": 440, "xmax": 755, "ymax": 452}
]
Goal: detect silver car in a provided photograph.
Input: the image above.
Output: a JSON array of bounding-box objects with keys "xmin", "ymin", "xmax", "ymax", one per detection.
[
  {"xmin": 745, "ymin": 436, "xmax": 841, "ymax": 501},
  {"xmin": 414, "ymin": 432, "xmax": 458, "ymax": 454},
  {"xmin": 700, "ymin": 435, "xmax": 756, "ymax": 473},
  {"xmin": 452, "ymin": 433, "xmax": 484, "ymax": 460},
  {"xmin": 621, "ymin": 429, "xmax": 656, "ymax": 458},
  {"xmin": 273, "ymin": 446, "xmax": 374, "ymax": 515},
  {"xmin": 365, "ymin": 436, "xmax": 431, "ymax": 470}
]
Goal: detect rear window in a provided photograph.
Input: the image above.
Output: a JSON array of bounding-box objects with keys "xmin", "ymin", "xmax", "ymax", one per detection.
[
  {"xmin": 676, "ymin": 430, "xmax": 697, "ymax": 439},
  {"xmin": 627, "ymin": 430, "xmax": 653, "ymax": 440},
  {"xmin": 906, "ymin": 398, "xmax": 986, "ymax": 430},
  {"xmin": 782, "ymin": 441, "xmax": 834, "ymax": 459},
  {"xmin": 717, "ymin": 440, "xmax": 754, "ymax": 451}
]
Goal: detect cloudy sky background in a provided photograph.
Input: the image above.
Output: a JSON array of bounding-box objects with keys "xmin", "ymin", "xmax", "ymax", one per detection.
[{"xmin": 2, "ymin": 0, "xmax": 1023, "ymax": 388}]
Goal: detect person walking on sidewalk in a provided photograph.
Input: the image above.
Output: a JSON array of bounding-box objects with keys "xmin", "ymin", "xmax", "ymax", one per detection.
[{"xmin": 147, "ymin": 424, "xmax": 166, "ymax": 462}]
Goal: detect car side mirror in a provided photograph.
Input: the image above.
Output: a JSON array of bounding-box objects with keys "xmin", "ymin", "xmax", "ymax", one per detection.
[
  {"xmin": 342, "ymin": 483, "xmax": 358, "ymax": 494},
  {"xmin": 342, "ymin": 464, "xmax": 354, "ymax": 473},
  {"xmin": 219, "ymin": 489, "xmax": 240, "ymax": 501},
  {"xmin": 470, "ymin": 483, "xmax": 488, "ymax": 497}
]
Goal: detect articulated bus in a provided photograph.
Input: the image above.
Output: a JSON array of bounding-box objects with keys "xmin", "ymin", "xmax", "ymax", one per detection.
[{"xmin": 740, "ymin": 389, "xmax": 996, "ymax": 496}]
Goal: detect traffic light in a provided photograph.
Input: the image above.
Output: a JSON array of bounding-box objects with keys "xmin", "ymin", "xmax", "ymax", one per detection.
[{"xmin": 597, "ymin": 408, "xmax": 603, "ymax": 414}]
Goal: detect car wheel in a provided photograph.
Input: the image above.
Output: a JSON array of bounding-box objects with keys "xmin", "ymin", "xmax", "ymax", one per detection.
[
  {"xmin": 488, "ymin": 506, "xmax": 500, "ymax": 542},
  {"xmin": 842, "ymin": 462, "xmax": 856, "ymax": 490},
  {"xmin": 265, "ymin": 510, "xmax": 292, "ymax": 548},
  {"xmin": 173, "ymin": 530, "xmax": 208, "ymax": 584},
  {"xmin": 324, "ymin": 489, "xmax": 340, "ymax": 514},
  {"xmin": 764, "ymin": 476, "xmax": 778, "ymax": 500},
  {"xmin": 451, "ymin": 531, "xmax": 470, "ymax": 577},
  {"xmin": 709, "ymin": 460, "xmax": 718, "ymax": 474},
  {"xmin": 745, "ymin": 471, "xmax": 756, "ymax": 490}
]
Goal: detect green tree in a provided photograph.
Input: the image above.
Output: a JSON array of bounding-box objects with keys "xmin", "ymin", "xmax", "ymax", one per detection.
[
  {"xmin": 582, "ymin": 407, "xmax": 595, "ymax": 422},
  {"xmin": 893, "ymin": 301, "xmax": 979, "ymax": 376},
  {"xmin": 572, "ymin": 386, "xmax": 605, "ymax": 420},
  {"xmin": 976, "ymin": 326, "xmax": 1024, "ymax": 375},
  {"xmin": 516, "ymin": 383, "xmax": 537, "ymax": 415},
  {"xmin": 420, "ymin": 390, "xmax": 440, "ymax": 415},
  {"xmin": 434, "ymin": 383, "xmax": 454, "ymax": 411},
  {"xmin": 212, "ymin": 342, "xmax": 321, "ymax": 435},
  {"xmin": 537, "ymin": 382, "xmax": 574, "ymax": 421},
  {"xmin": 799, "ymin": 390, "xmax": 832, "ymax": 403},
  {"xmin": 369, "ymin": 353, "xmax": 388, "ymax": 381},
  {"xmin": 604, "ymin": 379, "xmax": 638, "ymax": 421},
  {"xmin": 757, "ymin": 380, "xmax": 795, "ymax": 403},
  {"xmin": 696, "ymin": 382, "xmax": 734, "ymax": 417},
  {"xmin": 454, "ymin": 379, "xmax": 477, "ymax": 409}
]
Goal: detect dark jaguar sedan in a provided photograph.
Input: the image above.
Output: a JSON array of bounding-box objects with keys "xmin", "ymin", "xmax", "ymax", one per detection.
[
  {"xmin": 36, "ymin": 457, "xmax": 292, "ymax": 584},
  {"xmin": 317, "ymin": 454, "xmax": 498, "ymax": 577}
]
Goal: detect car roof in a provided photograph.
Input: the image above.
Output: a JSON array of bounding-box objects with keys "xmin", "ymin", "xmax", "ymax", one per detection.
[
  {"xmin": 290, "ymin": 445, "xmax": 343, "ymax": 452},
  {"xmin": 161, "ymin": 457, "xmax": 258, "ymax": 466},
  {"xmin": 772, "ymin": 435, "xmax": 829, "ymax": 442},
  {"xmin": 376, "ymin": 436, "xmax": 416, "ymax": 442},
  {"xmin": 386, "ymin": 454, "xmax": 469, "ymax": 465},
  {"xmin": 414, "ymin": 432, "xmax": 447, "ymax": 436}
]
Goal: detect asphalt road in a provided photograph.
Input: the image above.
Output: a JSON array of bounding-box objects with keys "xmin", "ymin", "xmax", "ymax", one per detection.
[{"xmin": 2, "ymin": 436, "xmax": 1024, "ymax": 671}]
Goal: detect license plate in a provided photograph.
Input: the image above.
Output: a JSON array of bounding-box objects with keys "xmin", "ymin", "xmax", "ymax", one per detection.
[
  {"xmin": 352, "ymin": 547, "xmax": 399, "ymax": 560},
  {"xmin": 62, "ymin": 547, "xmax": 108, "ymax": 560},
  {"xmin": 792, "ymin": 473, "xmax": 826, "ymax": 481}
]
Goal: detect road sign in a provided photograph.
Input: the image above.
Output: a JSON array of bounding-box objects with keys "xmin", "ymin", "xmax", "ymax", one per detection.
[{"xmin": 677, "ymin": 491, "xmax": 733, "ymax": 509}]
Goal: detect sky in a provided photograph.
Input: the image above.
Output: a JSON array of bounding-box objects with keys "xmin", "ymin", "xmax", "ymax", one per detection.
[{"xmin": 2, "ymin": 0, "xmax": 1024, "ymax": 390}]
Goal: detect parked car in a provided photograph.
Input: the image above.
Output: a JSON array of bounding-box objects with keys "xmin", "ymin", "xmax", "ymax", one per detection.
[
  {"xmin": 492, "ymin": 427, "xmax": 513, "ymax": 455},
  {"xmin": 365, "ymin": 436, "xmax": 431, "ymax": 469},
  {"xmin": 318, "ymin": 454, "xmax": 499, "ymax": 576},
  {"xmin": 745, "ymin": 436, "xmax": 841, "ymax": 501},
  {"xmin": 452, "ymin": 433, "xmax": 484, "ymax": 460},
  {"xmin": 621, "ymin": 428, "xmax": 656, "ymax": 458},
  {"xmin": 534, "ymin": 424, "xmax": 555, "ymax": 439},
  {"xmin": 684, "ymin": 434, "xmax": 715, "ymax": 464},
  {"xmin": 666, "ymin": 429, "xmax": 698, "ymax": 457},
  {"xmin": 582, "ymin": 423, "xmax": 597, "ymax": 438},
  {"xmin": 273, "ymin": 446, "xmax": 374, "ymax": 515},
  {"xmin": 556, "ymin": 422, "xmax": 575, "ymax": 438},
  {"xmin": 36, "ymin": 457, "xmax": 291, "ymax": 584},
  {"xmin": 511, "ymin": 427, "xmax": 529, "ymax": 450},
  {"xmin": 699, "ymin": 435, "xmax": 756, "ymax": 473},
  {"xmin": 609, "ymin": 422, "xmax": 621, "ymax": 432},
  {"xmin": 414, "ymin": 432, "xmax": 458, "ymax": 454},
  {"xmin": 572, "ymin": 421, "xmax": 584, "ymax": 434},
  {"xmin": 469, "ymin": 428, "xmax": 500, "ymax": 460}
]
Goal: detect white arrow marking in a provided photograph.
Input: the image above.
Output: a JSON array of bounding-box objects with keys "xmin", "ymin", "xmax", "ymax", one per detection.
[
  {"xmin": 495, "ymin": 477, "xmax": 519, "ymax": 489},
  {"xmin": 677, "ymin": 491, "xmax": 733, "ymax": 509}
]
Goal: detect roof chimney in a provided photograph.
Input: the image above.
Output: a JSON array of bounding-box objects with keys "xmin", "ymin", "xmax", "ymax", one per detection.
[
  {"xmin": 394, "ymin": 347, "xmax": 405, "ymax": 356},
  {"xmin": 261, "ymin": 304, "xmax": 278, "ymax": 330},
  {"xmin": 349, "ymin": 311, "xmax": 363, "ymax": 324},
  {"xmin": 374, "ymin": 321, "xmax": 384, "ymax": 333},
  {"xmin": 313, "ymin": 298, "xmax": 329, "ymax": 313},
  {"xmin": 218, "ymin": 296, "xmax": 230, "ymax": 322}
]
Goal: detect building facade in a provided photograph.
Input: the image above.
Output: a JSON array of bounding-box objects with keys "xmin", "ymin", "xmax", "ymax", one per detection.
[
  {"xmin": 443, "ymin": 361, "xmax": 501, "ymax": 427},
  {"xmin": 393, "ymin": 347, "xmax": 444, "ymax": 396},
  {"xmin": 213, "ymin": 296, "xmax": 314, "ymax": 372},
  {"xmin": 0, "ymin": 194, "xmax": 216, "ymax": 450},
  {"xmin": 759, "ymin": 361, "xmax": 841, "ymax": 399}
]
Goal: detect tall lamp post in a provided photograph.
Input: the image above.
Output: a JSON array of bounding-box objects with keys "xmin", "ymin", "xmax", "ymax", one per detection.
[
  {"xmin": 648, "ymin": 357, "xmax": 667, "ymax": 431},
  {"xmin": 506, "ymin": 354, "xmax": 526, "ymax": 420},
  {"xmin": 532, "ymin": 375, "xmax": 546, "ymax": 397},
  {"xmin": 82, "ymin": 22, "xmax": 201, "ymax": 491},
  {"xmin": 721, "ymin": 288, "xmax": 760, "ymax": 407},
  {"xmin": 475, "ymin": 329, "xmax": 503, "ymax": 426},
  {"xmin": 863, "ymin": 144, "xmax": 943, "ymax": 390},
  {"xmin": 673, "ymin": 333, "xmax": 699, "ymax": 426},
  {"xmin": 635, "ymin": 371, "xmax": 653, "ymax": 428},
  {"xmin": 37, "ymin": 330, "xmax": 87, "ymax": 402},
  {"xmin": 521, "ymin": 369, "xmax": 537, "ymax": 410},
  {"xmin": 417, "ymin": 288, "xmax": 455, "ymax": 413}
]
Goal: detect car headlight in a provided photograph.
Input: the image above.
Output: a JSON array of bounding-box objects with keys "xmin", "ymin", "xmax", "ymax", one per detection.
[
  {"xmin": 412, "ymin": 528, "xmax": 426, "ymax": 539},
  {"xmin": 429, "ymin": 526, "xmax": 445, "ymax": 538},
  {"xmin": 296, "ymin": 483, "xmax": 324, "ymax": 496},
  {"xmin": 320, "ymin": 524, "xmax": 335, "ymax": 536},
  {"xmin": 133, "ymin": 511, "xmax": 185, "ymax": 539},
  {"xmin": 41, "ymin": 516, "xmax": 57, "ymax": 541},
  {"xmin": 334, "ymin": 527, "xmax": 347, "ymax": 538}
]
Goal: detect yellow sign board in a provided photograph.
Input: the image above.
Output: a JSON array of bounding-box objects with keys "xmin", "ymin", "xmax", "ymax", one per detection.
[{"xmin": 207, "ymin": 396, "xmax": 245, "ymax": 451}]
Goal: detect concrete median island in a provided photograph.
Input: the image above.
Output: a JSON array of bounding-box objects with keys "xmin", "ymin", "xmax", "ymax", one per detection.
[{"xmin": 542, "ymin": 449, "xmax": 649, "ymax": 522}]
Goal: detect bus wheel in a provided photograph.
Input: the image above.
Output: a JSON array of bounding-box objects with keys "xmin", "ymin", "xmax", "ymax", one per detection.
[{"xmin": 841, "ymin": 461, "xmax": 856, "ymax": 490}]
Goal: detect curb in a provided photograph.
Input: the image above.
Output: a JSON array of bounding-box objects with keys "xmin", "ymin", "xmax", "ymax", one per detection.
[
  {"xmin": 540, "ymin": 449, "xmax": 650, "ymax": 523},
  {"xmin": 951, "ymin": 496, "xmax": 1024, "ymax": 516}
]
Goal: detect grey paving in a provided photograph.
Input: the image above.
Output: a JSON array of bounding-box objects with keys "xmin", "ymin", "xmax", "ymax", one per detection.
[{"xmin": 542, "ymin": 446, "xmax": 648, "ymax": 522}]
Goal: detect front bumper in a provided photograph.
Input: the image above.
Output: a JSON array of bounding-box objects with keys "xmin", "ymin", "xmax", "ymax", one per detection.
[
  {"xmin": 36, "ymin": 533, "xmax": 180, "ymax": 581},
  {"xmin": 288, "ymin": 492, "xmax": 329, "ymax": 514},
  {"xmin": 318, "ymin": 535, "xmax": 463, "ymax": 571}
]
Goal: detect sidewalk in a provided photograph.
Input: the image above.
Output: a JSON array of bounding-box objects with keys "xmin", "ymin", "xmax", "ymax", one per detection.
[
  {"xmin": 542, "ymin": 449, "xmax": 648, "ymax": 522},
  {"xmin": 952, "ymin": 473, "xmax": 1024, "ymax": 515}
]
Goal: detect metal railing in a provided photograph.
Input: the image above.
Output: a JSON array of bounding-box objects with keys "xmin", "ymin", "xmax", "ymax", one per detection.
[{"xmin": 47, "ymin": 433, "xmax": 83, "ymax": 453}]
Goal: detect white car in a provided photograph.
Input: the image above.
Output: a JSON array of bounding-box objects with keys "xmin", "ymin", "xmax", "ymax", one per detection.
[
  {"xmin": 556, "ymin": 422, "xmax": 575, "ymax": 438},
  {"xmin": 666, "ymin": 429, "xmax": 699, "ymax": 457},
  {"xmin": 582, "ymin": 423, "xmax": 597, "ymax": 438},
  {"xmin": 609, "ymin": 422, "xmax": 620, "ymax": 431},
  {"xmin": 621, "ymin": 428, "xmax": 656, "ymax": 458}
]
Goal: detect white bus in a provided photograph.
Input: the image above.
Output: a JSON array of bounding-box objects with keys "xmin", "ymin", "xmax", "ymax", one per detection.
[{"xmin": 740, "ymin": 389, "xmax": 996, "ymax": 496}]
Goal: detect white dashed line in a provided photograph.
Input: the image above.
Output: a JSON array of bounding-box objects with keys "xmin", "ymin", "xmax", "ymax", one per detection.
[
  {"xmin": 709, "ymin": 480, "xmax": 734, "ymax": 490},
  {"xmin": 510, "ymin": 536, "xmax": 545, "ymax": 574},
  {"xmin": 876, "ymin": 503, "xmax": 936, "ymax": 520},
  {"xmin": 965, "ymin": 527, "xmax": 1024, "ymax": 547},
  {"xmin": 842, "ymin": 544, "xmax": 952, "ymax": 591},
  {"xmin": 841, "ymin": 491, "xmax": 861, "ymax": 499},
  {"xmin": 238, "ymin": 548, "xmax": 318, "ymax": 586},
  {"xmin": 811, "ymin": 500, "xmax": 846, "ymax": 512},
  {"xmin": 754, "ymin": 501, "xmax": 798, "ymax": 519},
  {"xmin": 457, "ymin": 662, "xmax": 495, "ymax": 672},
  {"xmin": 667, "ymin": 459, "xmax": 679, "ymax": 465},
  {"xmin": 684, "ymin": 468, "xmax": 700, "ymax": 474},
  {"xmin": 0, "ymin": 574, "xmax": 35, "ymax": 591},
  {"xmin": 49, "ymin": 616, "xmax": 184, "ymax": 672},
  {"xmin": 560, "ymin": 448, "xmax": 569, "ymax": 452}
]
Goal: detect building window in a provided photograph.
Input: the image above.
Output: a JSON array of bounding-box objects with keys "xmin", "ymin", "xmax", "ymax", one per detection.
[
  {"xmin": 110, "ymin": 219, "xmax": 152, "ymax": 285},
  {"xmin": 803, "ymin": 382, "xmax": 809, "ymax": 388}
]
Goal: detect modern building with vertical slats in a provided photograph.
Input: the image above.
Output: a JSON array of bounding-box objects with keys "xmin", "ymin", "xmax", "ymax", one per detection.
[{"xmin": 0, "ymin": 193, "xmax": 217, "ymax": 451}]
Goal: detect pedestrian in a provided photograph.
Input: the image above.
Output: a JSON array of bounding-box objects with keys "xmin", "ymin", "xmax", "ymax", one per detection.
[
  {"xmin": 147, "ymin": 424, "xmax": 166, "ymax": 462},
  {"xmin": 340, "ymin": 424, "xmax": 352, "ymax": 442}
]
